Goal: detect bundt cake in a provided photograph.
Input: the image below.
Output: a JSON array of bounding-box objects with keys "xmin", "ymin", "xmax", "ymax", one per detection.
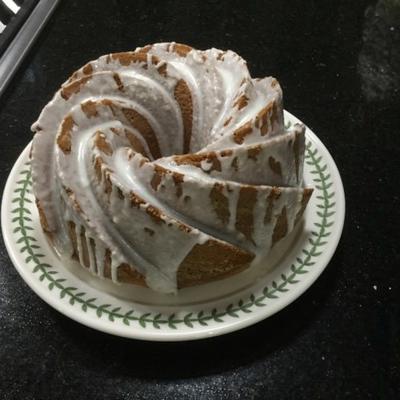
[{"xmin": 31, "ymin": 42, "xmax": 313, "ymax": 293}]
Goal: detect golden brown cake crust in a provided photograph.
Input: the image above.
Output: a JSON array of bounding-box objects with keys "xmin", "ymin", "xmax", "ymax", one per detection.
[{"xmin": 70, "ymin": 220, "xmax": 254, "ymax": 289}]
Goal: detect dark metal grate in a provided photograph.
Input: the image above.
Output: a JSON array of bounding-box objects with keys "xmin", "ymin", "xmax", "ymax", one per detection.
[
  {"xmin": 0, "ymin": 1, "xmax": 40, "ymax": 56},
  {"xmin": 0, "ymin": 0, "xmax": 59, "ymax": 95}
]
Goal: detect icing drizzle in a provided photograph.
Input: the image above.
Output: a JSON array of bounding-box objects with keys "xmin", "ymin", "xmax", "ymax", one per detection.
[{"xmin": 31, "ymin": 42, "xmax": 312, "ymax": 293}]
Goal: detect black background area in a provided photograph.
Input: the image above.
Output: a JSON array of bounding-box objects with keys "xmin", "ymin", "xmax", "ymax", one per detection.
[{"xmin": 0, "ymin": 1, "xmax": 399, "ymax": 399}]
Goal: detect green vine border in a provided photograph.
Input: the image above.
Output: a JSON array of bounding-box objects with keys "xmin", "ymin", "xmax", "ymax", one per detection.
[{"xmin": 10, "ymin": 140, "xmax": 335, "ymax": 330}]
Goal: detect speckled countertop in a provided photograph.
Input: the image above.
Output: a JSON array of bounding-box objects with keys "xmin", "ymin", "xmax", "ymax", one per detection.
[{"xmin": 0, "ymin": 1, "xmax": 399, "ymax": 399}]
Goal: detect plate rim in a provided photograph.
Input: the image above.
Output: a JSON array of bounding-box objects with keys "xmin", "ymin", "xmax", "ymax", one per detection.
[{"xmin": 1, "ymin": 111, "xmax": 345, "ymax": 341}]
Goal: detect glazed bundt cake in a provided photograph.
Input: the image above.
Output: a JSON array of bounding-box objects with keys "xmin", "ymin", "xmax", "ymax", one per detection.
[{"xmin": 31, "ymin": 42, "xmax": 313, "ymax": 293}]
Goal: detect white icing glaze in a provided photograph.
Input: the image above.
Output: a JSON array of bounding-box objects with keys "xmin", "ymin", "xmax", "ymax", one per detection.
[{"xmin": 31, "ymin": 42, "xmax": 312, "ymax": 293}]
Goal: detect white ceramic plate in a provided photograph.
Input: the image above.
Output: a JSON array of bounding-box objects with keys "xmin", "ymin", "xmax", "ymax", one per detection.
[{"xmin": 1, "ymin": 111, "xmax": 345, "ymax": 341}]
